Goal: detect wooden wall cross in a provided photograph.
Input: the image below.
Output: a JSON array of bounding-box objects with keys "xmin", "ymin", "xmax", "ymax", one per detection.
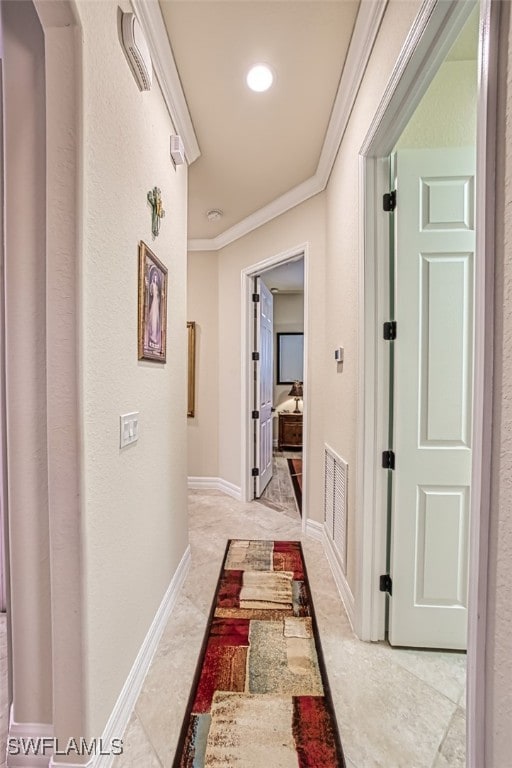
[{"xmin": 147, "ymin": 187, "xmax": 166, "ymax": 238}]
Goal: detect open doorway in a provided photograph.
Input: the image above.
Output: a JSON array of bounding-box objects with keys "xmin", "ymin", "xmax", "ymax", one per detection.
[
  {"xmin": 385, "ymin": 7, "xmax": 479, "ymax": 651},
  {"xmin": 258, "ymin": 259, "xmax": 304, "ymax": 518},
  {"xmin": 241, "ymin": 244, "xmax": 308, "ymax": 533}
]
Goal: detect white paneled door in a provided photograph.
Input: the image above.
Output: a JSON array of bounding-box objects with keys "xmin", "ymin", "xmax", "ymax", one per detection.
[
  {"xmin": 254, "ymin": 278, "xmax": 273, "ymax": 496},
  {"xmin": 389, "ymin": 148, "xmax": 475, "ymax": 649}
]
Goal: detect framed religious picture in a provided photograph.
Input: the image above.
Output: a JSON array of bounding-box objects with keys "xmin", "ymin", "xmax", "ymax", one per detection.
[{"xmin": 138, "ymin": 241, "xmax": 168, "ymax": 362}]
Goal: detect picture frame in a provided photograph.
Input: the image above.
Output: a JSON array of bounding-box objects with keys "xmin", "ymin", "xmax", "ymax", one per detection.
[
  {"xmin": 187, "ymin": 321, "xmax": 196, "ymax": 417},
  {"xmin": 138, "ymin": 241, "xmax": 168, "ymax": 362},
  {"xmin": 277, "ymin": 332, "xmax": 304, "ymax": 384}
]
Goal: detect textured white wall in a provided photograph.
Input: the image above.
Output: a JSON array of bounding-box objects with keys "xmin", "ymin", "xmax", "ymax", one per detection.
[
  {"xmin": 187, "ymin": 252, "xmax": 220, "ymax": 478},
  {"xmin": 393, "ymin": 60, "xmax": 477, "ymax": 631},
  {"xmin": 77, "ymin": 0, "xmax": 189, "ymax": 738},
  {"xmin": 2, "ymin": 0, "xmax": 53, "ymax": 725},
  {"xmin": 396, "ymin": 59, "xmax": 477, "ymax": 149},
  {"xmin": 41, "ymin": 2, "xmax": 85, "ymax": 746},
  {"xmin": 485, "ymin": 6, "xmax": 512, "ymax": 764}
]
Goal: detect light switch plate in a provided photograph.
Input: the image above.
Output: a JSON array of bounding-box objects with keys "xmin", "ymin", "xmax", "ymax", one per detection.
[{"xmin": 120, "ymin": 412, "xmax": 139, "ymax": 448}]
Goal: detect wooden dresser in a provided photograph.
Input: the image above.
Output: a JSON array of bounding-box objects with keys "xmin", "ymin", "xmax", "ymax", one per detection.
[{"xmin": 278, "ymin": 412, "xmax": 303, "ymax": 450}]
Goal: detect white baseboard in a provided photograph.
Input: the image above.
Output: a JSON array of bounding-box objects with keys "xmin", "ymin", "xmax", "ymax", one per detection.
[
  {"xmin": 322, "ymin": 525, "xmax": 356, "ymax": 632},
  {"xmin": 188, "ymin": 476, "xmax": 241, "ymax": 500},
  {"xmin": 49, "ymin": 757, "xmax": 94, "ymax": 768},
  {"xmin": 45, "ymin": 545, "xmax": 191, "ymax": 768},
  {"xmin": 7, "ymin": 715, "xmax": 53, "ymax": 767},
  {"xmin": 305, "ymin": 519, "xmax": 323, "ymax": 541}
]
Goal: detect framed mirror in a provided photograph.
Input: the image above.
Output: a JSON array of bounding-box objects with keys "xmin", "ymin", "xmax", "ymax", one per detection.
[{"xmin": 277, "ymin": 332, "xmax": 304, "ymax": 384}]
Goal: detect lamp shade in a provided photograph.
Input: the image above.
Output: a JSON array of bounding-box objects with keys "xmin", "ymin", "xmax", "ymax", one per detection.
[{"xmin": 288, "ymin": 381, "xmax": 303, "ymax": 397}]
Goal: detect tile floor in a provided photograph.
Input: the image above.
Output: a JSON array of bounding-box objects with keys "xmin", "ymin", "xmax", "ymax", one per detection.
[
  {"xmin": 260, "ymin": 449, "xmax": 302, "ymax": 518},
  {"xmin": 113, "ymin": 490, "xmax": 466, "ymax": 768}
]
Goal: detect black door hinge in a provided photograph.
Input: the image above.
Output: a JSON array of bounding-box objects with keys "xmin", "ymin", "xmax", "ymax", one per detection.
[
  {"xmin": 252, "ymin": 293, "xmax": 260, "ymax": 303},
  {"xmin": 383, "ymin": 321, "xmax": 397, "ymax": 340},
  {"xmin": 380, "ymin": 574, "xmax": 393, "ymax": 595},
  {"xmin": 252, "ymin": 410, "xmax": 259, "ymax": 419},
  {"xmin": 252, "ymin": 352, "xmax": 260, "ymax": 361},
  {"xmin": 383, "ymin": 190, "xmax": 397, "ymax": 212},
  {"xmin": 382, "ymin": 450, "xmax": 395, "ymax": 470},
  {"xmin": 252, "ymin": 467, "xmax": 260, "ymax": 477}
]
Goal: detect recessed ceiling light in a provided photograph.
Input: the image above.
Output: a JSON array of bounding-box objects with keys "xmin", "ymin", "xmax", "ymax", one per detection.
[{"xmin": 246, "ymin": 64, "xmax": 274, "ymax": 93}]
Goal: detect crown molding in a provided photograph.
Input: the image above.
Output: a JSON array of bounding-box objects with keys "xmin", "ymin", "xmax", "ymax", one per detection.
[
  {"xmin": 133, "ymin": 0, "xmax": 387, "ymax": 249},
  {"xmin": 317, "ymin": 0, "xmax": 387, "ymax": 186},
  {"xmin": 189, "ymin": 175, "xmax": 320, "ymax": 252},
  {"xmin": 188, "ymin": 0, "xmax": 388, "ymax": 252},
  {"xmin": 131, "ymin": 0, "xmax": 200, "ymax": 164}
]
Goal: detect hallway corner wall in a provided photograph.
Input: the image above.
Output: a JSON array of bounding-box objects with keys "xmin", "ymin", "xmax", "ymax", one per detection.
[
  {"xmin": 187, "ymin": 251, "xmax": 220, "ymax": 479},
  {"xmin": 484, "ymin": 5, "xmax": 512, "ymax": 764},
  {"xmin": 78, "ymin": 0, "xmax": 189, "ymax": 740},
  {"xmin": 2, "ymin": 0, "xmax": 53, "ymax": 727}
]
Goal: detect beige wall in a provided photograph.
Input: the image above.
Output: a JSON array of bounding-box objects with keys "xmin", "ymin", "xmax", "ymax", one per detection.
[
  {"xmin": 78, "ymin": 0, "xmax": 189, "ymax": 738},
  {"xmin": 485, "ymin": 5, "xmax": 512, "ymax": 764},
  {"xmin": 2, "ymin": 0, "xmax": 53, "ymax": 725},
  {"xmin": 187, "ymin": 252, "xmax": 219, "ymax": 478}
]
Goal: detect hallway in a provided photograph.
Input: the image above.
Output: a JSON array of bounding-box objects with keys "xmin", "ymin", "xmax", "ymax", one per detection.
[{"xmin": 113, "ymin": 491, "xmax": 465, "ymax": 768}]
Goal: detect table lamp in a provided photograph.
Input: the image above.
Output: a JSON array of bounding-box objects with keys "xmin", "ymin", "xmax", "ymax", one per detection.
[{"xmin": 288, "ymin": 381, "xmax": 303, "ymax": 413}]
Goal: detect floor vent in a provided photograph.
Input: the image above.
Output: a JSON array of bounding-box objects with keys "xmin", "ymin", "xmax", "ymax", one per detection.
[{"xmin": 324, "ymin": 445, "xmax": 348, "ymax": 574}]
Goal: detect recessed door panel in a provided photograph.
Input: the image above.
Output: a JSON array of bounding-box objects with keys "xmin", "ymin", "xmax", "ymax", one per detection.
[
  {"xmin": 415, "ymin": 486, "xmax": 469, "ymax": 607},
  {"xmin": 419, "ymin": 252, "xmax": 473, "ymax": 446},
  {"xmin": 421, "ymin": 176, "xmax": 474, "ymax": 231}
]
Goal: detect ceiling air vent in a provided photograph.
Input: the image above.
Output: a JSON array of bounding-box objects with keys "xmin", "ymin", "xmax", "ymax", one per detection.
[{"xmin": 121, "ymin": 13, "xmax": 152, "ymax": 92}]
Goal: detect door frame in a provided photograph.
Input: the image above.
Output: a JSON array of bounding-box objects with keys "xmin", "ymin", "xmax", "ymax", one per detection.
[
  {"xmin": 356, "ymin": 0, "xmax": 498, "ymax": 766},
  {"xmin": 241, "ymin": 243, "xmax": 309, "ymax": 535},
  {"xmin": 0, "ymin": 62, "xmax": 7, "ymax": 615}
]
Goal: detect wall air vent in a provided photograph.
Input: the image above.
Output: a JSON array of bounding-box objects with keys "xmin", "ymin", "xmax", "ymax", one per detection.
[
  {"xmin": 324, "ymin": 444, "xmax": 348, "ymax": 574},
  {"xmin": 121, "ymin": 13, "xmax": 153, "ymax": 92}
]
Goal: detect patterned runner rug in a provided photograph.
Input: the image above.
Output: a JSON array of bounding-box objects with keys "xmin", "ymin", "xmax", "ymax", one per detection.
[{"xmin": 173, "ymin": 539, "xmax": 345, "ymax": 767}]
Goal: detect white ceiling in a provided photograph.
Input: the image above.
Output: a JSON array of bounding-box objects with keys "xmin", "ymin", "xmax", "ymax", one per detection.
[
  {"xmin": 158, "ymin": 0, "xmax": 361, "ymax": 244},
  {"xmin": 260, "ymin": 258, "xmax": 304, "ymax": 293}
]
